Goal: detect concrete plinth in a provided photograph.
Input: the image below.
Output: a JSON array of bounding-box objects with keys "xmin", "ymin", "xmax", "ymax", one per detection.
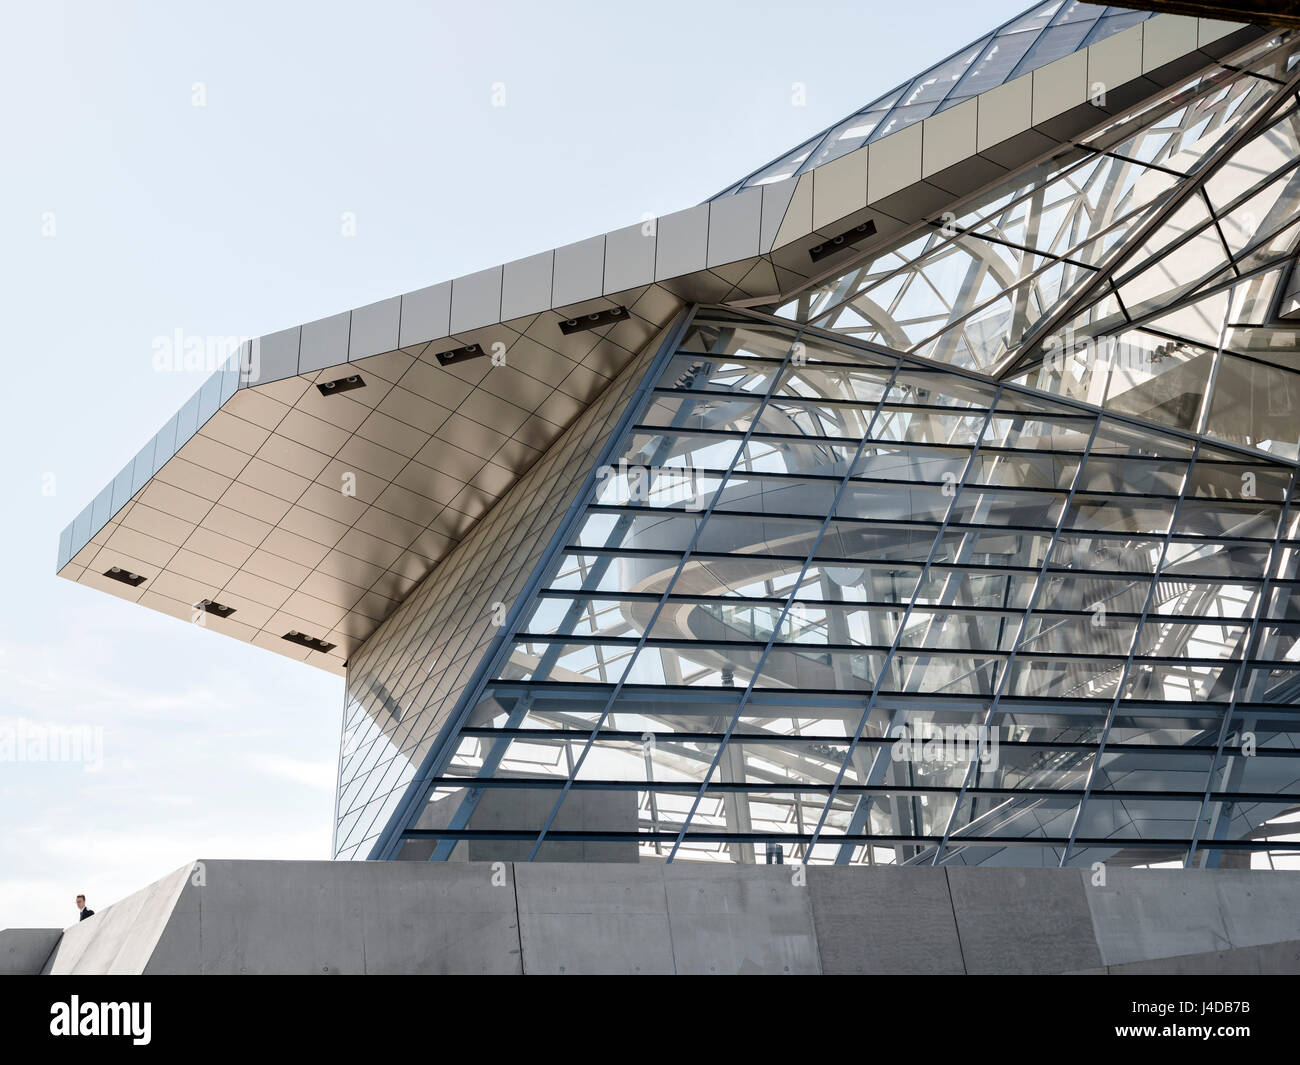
[{"xmin": 8, "ymin": 861, "xmax": 1299, "ymax": 975}]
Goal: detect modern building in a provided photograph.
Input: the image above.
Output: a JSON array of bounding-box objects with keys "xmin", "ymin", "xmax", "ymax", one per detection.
[{"xmin": 57, "ymin": 3, "xmax": 1300, "ymax": 875}]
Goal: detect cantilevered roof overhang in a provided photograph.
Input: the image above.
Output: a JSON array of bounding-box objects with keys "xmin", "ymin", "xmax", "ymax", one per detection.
[{"xmin": 56, "ymin": 11, "xmax": 1265, "ymax": 674}]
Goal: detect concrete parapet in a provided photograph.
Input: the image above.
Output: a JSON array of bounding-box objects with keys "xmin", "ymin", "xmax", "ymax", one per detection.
[{"xmin": 16, "ymin": 860, "xmax": 1300, "ymax": 975}]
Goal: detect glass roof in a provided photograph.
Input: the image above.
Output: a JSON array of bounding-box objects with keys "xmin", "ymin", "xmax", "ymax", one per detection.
[
  {"xmin": 710, "ymin": 1, "xmax": 1154, "ymax": 199},
  {"xmin": 772, "ymin": 37, "xmax": 1300, "ymax": 463}
]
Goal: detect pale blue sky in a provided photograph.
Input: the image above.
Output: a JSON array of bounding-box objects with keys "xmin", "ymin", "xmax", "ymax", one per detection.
[{"xmin": 0, "ymin": 0, "xmax": 1027, "ymax": 927}]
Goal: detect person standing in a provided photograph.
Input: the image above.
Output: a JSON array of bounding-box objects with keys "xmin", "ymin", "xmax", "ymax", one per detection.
[{"xmin": 75, "ymin": 894, "xmax": 94, "ymax": 921}]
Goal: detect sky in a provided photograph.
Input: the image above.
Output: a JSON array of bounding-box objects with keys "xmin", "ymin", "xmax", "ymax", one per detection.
[{"xmin": 0, "ymin": 0, "xmax": 1029, "ymax": 929}]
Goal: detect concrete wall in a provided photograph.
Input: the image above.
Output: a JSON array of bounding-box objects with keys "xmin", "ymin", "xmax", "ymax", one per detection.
[
  {"xmin": 1083, "ymin": 867, "xmax": 1300, "ymax": 966},
  {"xmin": 0, "ymin": 929, "xmax": 62, "ymax": 975},
  {"xmin": 144, "ymin": 860, "xmax": 522, "ymax": 974},
  {"xmin": 516, "ymin": 863, "xmax": 822, "ymax": 975},
  {"xmin": 44, "ymin": 862, "xmax": 192, "ymax": 975},
  {"xmin": 1098, "ymin": 939, "xmax": 1300, "ymax": 975},
  {"xmin": 20, "ymin": 860, "xmax": 1300, "ymax": 975}
]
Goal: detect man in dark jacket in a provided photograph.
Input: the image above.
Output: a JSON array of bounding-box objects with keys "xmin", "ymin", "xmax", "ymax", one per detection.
[{"xmin": 75, "ymin": 894, "xmax": 94, "ymax": 921}]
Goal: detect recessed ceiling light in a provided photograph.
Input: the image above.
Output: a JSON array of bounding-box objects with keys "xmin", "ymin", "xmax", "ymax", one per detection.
[
  {"xmin": 809, "ymin": 219, "xmax": 877, "ymax": 263},
  {"xmin": 283, "ymin": 630, "xmax": 336, "ymax": 653},
  {"xmin": 317, "ymin": 374, "xmax": 366, "ymax": 396},
  {"xmin": 435, "ymin": 343, "xmax": 488, "ymax": 367},
  {"xmin": 104, "ymin": 567, "xmax": 146, "ymax": 587},
  {"xmin": 558, "ymin": 306, "xmax": 629, "ymax": 335}
]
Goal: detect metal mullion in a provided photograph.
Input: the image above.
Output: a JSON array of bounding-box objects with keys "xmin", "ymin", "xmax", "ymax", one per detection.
[
  {"xmin": 651, "ymin": 388, "xmax": 952, "ymax": 415},
  {"xmin": 591, "ymin": 466, "xmax": 850, "ymax": 489},
  {"xmin": 1016, "ymin": 67, "xmax": 1300, "ymax": 368},
  {"xmin": 523, "ymin": 330, "xmax": 814, "ymax": 860},
  {"xmin": 1059, "ymin": 440, "xmax": 1204, "ymax": 866},
  {"xmin": 730, "ymin": 303, "xmax": 1299, "ymax": 469},
  {"xmin": 506, "ymin": 643, "xmax": 1247, "ymax": 664},
  {"xmin": 396, "ymin": 827, "xmax": 1300, "ymax": 850},
  {"xmin": 1184, "ymin": 463, "xmax": 1300, "ymax": 867},
  {"xmin": 931, "ymin": 411, "xmax": 1105, "ymax": 863},
  {"xmin": 927, "ymin": 219, "xmax": 1101, "ymax": 273},
  {"xmin": 447, "ymin": 733, "xmax": 1300, "ymax": 760},
  {"xmin": 646, "ymin": 424, "xmax": 870, "ymax": 448},
  {"xmin": 1203, "ymin": 187, "xmax": 1242, "ymax": 277},
  {"xmin": 803, "ymin": 384, "xmax": 1006, "ymax": 864},
  {"xmin": 661, "ymin": 359, "xmax": 907, "ymax": 863},
  {"xmin": 1084, "ymin": 218, "xmax": 1300, "ymax": 346},
  {"xmin": 1107, "ymin": 177, "xmax": 1300, "ymax": 298},
  {"xmin": 536, "ymin": 590, "xmax": 1202, "ymax": 624},
  {"xmin": 872, "ymin": 243, "xmax": 1099, "ymax": 361},
  {"xmin": 810, "ymin": 151, "xmax": 1194, "ymax": 336},
  {"xmin": 1192, "ymin": 268, "xmax": 1243, "ymax": 468},
  {"xmin": 1097, "ymin": 150, "xmax": 1188, "ymax": 180},
  {"xmin": 555, "ymin": 541, "xmax": 1274, "ymax": 583},
  {"xmin": 1220, "ymin": 61, "xmax": 1289, "ymax": 87}
]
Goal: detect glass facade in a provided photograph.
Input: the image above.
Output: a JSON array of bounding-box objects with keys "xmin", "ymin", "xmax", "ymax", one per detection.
[
  {"xmin": 781, "ymin": 37, "xmax": 1300, "ymax": 465},
  {"xmin": 336, "ymin": 28, "xmax": 1300, "ymax": 870}
]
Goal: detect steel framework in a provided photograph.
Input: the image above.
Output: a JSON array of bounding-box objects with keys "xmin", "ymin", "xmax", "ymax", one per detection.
[{"xmin": 334, "ymin": 22, "xmax": 1300, "ymax": 871}]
